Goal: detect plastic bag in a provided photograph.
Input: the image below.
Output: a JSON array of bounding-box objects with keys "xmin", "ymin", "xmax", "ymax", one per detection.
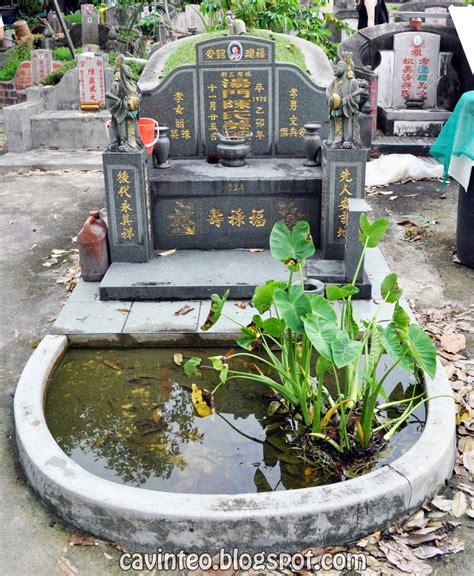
[{"xmin": 366, "ymin": 154, "xmax": 443, "ymax": 187}]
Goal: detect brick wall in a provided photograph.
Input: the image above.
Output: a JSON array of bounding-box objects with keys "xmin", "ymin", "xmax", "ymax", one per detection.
[
  {"xmin": 15, "ymin": 61, "xmax": 32, "ymax": 91},
  {"xmin": 0, "ymin": 80, "xmax": 27, "ymax": 107}
]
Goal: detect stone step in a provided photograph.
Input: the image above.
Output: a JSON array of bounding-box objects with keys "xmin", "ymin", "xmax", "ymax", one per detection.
[{"xmin": 372, "ymin": 135, "xmax": 436, "ymax": 156}]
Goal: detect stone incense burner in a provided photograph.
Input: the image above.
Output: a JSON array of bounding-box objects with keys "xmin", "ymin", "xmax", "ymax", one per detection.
[{"xmin": 214, "ymin": 132, "xmax": 253, "ymax": 167}]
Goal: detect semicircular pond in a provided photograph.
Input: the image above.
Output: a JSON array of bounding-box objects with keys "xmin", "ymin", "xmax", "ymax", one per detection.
[{"xmin": 45, "ymin": 347, "xmax": 425, "ymax": 494}]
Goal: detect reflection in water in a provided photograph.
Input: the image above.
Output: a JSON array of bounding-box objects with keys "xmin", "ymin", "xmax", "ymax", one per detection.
[{"xmin": 45, "ymin": 348, "xmax": 425, "ymax": 494}]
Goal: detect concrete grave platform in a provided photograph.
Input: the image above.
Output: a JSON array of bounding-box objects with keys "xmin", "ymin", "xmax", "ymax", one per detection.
[{"xmin": 379, "ymin": 107, "xmax": 451, "ymax": 138}]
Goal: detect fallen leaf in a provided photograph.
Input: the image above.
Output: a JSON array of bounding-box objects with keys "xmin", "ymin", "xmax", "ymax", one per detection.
[
  {"xmin": 378, "ymin": 540, "xmax": 432, "ymax": 575},
  {"xmin": 175, "ymin": 305, "xmax": 194, "ymax": 316},
  {"xmin": 57, "ymin": 557, "xmax": 79, "ymax": 576},
  {"xmin": 174, "ymin": 353, "xmax": 183, "ymax": 366},
  {"xmin": 30, "ymin": 244, "xmax": 38, "ymax": 250},
  {"xmin": 441, "ymin": 332, "xmax": 466, "ymax": 355},
  {"xmin": 412, "ymin": 545, "xmax": 445, "ymax": 559},
  {"xmin": 158, "ymin": 249, "xmax": 176, "ymax": 257},
  {"xmin": 397, "ymin": 220, "xmax": 422, "ymax": 228},
  {"xmin": 430, "ymin": 496, "xmax": 452, "ymax": 512},
  {"xmin": 104, "ymin": 552, "xmax": 114, "ymax": 561},
  {"xmin": 403, "ymin": 510, "xmax": 427, "ymax": 531},
  {"xmin": 103, "ymin": 359, "xmax": 123, "ymax": 371},
  {"xmin": 451, "ymin": 491, "xmax": 467, "ymax": 518},
  {"xmin": 235, "ymin": 302, "xmax": 248, "ymax": 309},
  {"xmin": 117, "ymin": 307, "xmax": 130, "ymax": 313},
  {"xmin": 68, "ymin": 534, "xmax": 98, "ymax": 546},
  {"xmin": 462, "ymin": 450, "xmax": 474, "ymax": 479}
]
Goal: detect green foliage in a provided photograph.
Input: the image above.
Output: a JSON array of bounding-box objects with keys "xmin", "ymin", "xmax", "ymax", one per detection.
[
  {"xmin": 0, "ymin": 46, "xmax": 32, "ymax": 82},
  {"xmin": 200, "ymin": 0, "xmax": 351, "ymax": 60},
  {"xmin": 185, "ymin": 214, "xmax": 438, "ymax": 456},
  {"xmin": 53, "ymin": 47, "xmax": 82, "ymax": 62},
  {"xmin": 40, "ymin": 61, "xmax": 75, "ymax": 86},
  {"xmin": 107, "ymin": 53, "xmax": 145, "ymax": 81},
  {"xmin": 64, "ymin": 13, "xmax": 82, "ymax": 25}
]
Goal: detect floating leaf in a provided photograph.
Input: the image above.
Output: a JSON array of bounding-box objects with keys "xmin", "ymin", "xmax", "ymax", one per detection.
[
  {"xmin": 173, "ymin": 353, "xmax": 183, "ymax": 366},
  {"xmin": 103, "ymin": 359, "xmax": 123, "ymax": 371},
  {"xmin": 269, "ymin": 220, "xmax": 315, "ymax": 271},
  {"xmin": 200, "ymin": 289, "xmax": 230, "ymax": 331},
  {"xmin": 183, "ymin": 356, "xmax": 201, "ymax": 377},
  {"xmin": 191, "ymin": 383, "xmax": 215, "ymax": 417}
]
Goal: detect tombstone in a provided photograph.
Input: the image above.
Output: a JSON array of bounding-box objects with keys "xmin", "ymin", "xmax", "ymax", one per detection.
[
  {"xmin": 81, "ymin": 4, "xmax": 100, "ymax": 47},
  {"xmin": 185, "ymin": 4, "xmax": 206, "ymax": 33},
  {"xmin": 47, "ymin": 11, "xmax": 61, "ymax": 35},
  {"xmin": 425, "ymin": 7, "xmax": 448, "ymax": 27},
  {"xmin": 31, "ymin": 49, "xmax": 53, "ymax": 85},
  {"xmin": 77, "ymin": 52, "xmax": 106, "ymax": 108},
  {"xmin": 141, "ymin": 36, "xmax": 329, "ymax": 158},
  {"xmin": 392, "ymin": 32, "xmax": 441, "ymax": 108},
  {"xmin": 103, "ymin": 149, "xmax": 154, "ymax": 263}
]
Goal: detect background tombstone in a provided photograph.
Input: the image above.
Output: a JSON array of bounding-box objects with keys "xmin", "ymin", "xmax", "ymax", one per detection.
[
  {"xmin": 77, "ymin": 52, "xmax": 106, "ymax": 108},
  {"xmin": 392, "ymin": 32, "xmax": 441, "ymax": 108},
  {"xmin": 81, "ymin": 4, "xmax": 100, "ymax": 47},
  {"xmin": 185, "ymin": 4, "xmax": 205, "ymax": 33},
  {"xmin": 425, "ymin": 7, "xmax": 448, "ymax": 27},
  {"xmin": 31, "ymin": 49, "xmax": 53, "ymax": 85},
  {"xmin": 47, "ymin": 11, "xmax": 61, "ymax": 35}
]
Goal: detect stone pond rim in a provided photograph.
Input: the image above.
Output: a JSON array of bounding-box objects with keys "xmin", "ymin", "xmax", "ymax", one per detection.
[{"xmin": 14, "ymin": 334, "xmax": 456, "ymax": 552}]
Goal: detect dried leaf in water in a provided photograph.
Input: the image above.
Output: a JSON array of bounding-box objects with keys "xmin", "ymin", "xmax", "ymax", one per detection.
[
  {"xmin": 440, "ymin": 332, "xmax": 466, "ymax": 355},
  {"xmin": 158, "ymin": 249, "xmax": 176, "ymax": 257},
  {"xmin": 191, "ymin": 383, "xmax": 215, "ymax": 417},
  {"xmin": 151, "ymin": 409, "xmax": 161, "ymax": 424},
  {"xmin": 103, "ymin": 359, "xmax": 123, "ymax": 371},
  {"xmin": 452, "ymin": 491, "xmax": 467, "ymax": 518},
  {"xmin": 174, "ymin": 353, "xmax": 183, "ymax": 366}
]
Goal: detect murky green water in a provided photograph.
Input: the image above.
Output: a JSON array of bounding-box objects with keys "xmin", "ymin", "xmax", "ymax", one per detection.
[{"xmin": 45, "ymin": 348, "xmax": 425, "ymax": 494}]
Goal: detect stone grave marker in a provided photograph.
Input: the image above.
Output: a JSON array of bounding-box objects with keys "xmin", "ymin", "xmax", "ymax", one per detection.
[
  {"xmin": 77, "ymin": 52, "xmax": 106, "ymax": 107},
  {"xmin": 47, "ymin": 11, "xmax": 61, "ymax": 34},
  {"xmin": 141, "ymin": 35, "xmax": 329, "ymax": 158},
  {"xmin": 425, "ymin": 7, "xmax": 448, "ymax": 27},
  {"xmin": 81, "ymin": 4, "xmax": 100, "ymax": 47},
  {"xmin": 185, "ymin": 4, "xmax": 205, "ymax": 33},
  {"xmin": 392, "ymin": 32, "xmax": 441, "ymax": 108},
  {"xmin": 31, "ymin": 49, "xmax": 53, "ymax": 84}
]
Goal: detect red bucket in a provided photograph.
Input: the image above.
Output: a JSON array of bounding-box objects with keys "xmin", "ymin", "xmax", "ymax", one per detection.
[{"xmin": 138, "ymin": 117, "xmax": 159, "ymax": 155}]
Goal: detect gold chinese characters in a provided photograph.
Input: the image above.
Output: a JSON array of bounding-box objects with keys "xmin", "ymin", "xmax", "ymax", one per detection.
[{"xmin": 115, "ymin": 170, "xmax": 135, "ymax": 241}]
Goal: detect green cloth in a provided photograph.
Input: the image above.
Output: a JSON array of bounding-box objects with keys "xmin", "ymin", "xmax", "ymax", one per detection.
[{"xmin": 430, "ymin": 91, "xmax": 474, "ymax": 188}]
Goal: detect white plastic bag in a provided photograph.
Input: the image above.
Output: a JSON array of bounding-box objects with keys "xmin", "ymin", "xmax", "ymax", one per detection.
[{"xmin": 366, "ymin": 154, "xmax": 443, "ymax": 187}]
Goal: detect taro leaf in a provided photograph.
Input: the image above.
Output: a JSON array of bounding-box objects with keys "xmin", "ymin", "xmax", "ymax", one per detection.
[
  {"xmin": 306, "ymin": 293, "xmax": 337, "ymax": 325},
  {"xmin": 208, "ymin": 355, "xmax": 229, "ymax": 384},
  {"xmin": 269, "ymin": 220, "xmax": 315, "ymax": 271},
  {"xmin": 303, "ymin": 317, "xmax": 338, "ymax": 361},
  {"xmin": 184, "ymin": 356, "xmax": 201, "ymax": 377},
  {"xmin": 331, "ymin": 332, "xmax": 363, "ymax": 369},
  {"xmin": 379, "ymin": 323, "xmax": 415, "ymax": 373},
  {"xmin": 366, "ymin": 327, "xmax": 384, "ymax": 377},
  {"xmin": 408, "ymin": 324, "xmax": 437, "ymax": 379},
  {"xmin": 200, "ymin": 289, "xmax": 230, "ymax": 331},
  {"xmin": 254, "ymin": 468, "xmax": 273, "ymax": 492},
  {"xmin": 273, "ymin": 284, "xmax": 311, "ymax": 334},
  {"xmin": 262, "ymin": 317, "xmax": 284, "ymax": 338},
  {"xmin": 191, "ymin": 383, "xmax": 215, "ymax": 417},
  {"xmin": 252, "ymin": 280, "xmax": 287, "ymax": 313},
  {"xmin": 316, "ymin": 355, "xmax": 332, "ymax": 380},
  {"xmin": 325, "ymin": 283, "xmax": 359, "ymax": 301},
  {"xmin": 359, "ymin": 214, "xmax": 390, "ymax": 248},
  {"xmin": 236, "ymin": 325, "xmax": 260, "ymax": 351},
  {"xmin": 393, "ymin": 302, "xmax": 411, "ymax": 332},
  {"xmin": 381, "ymin": 272, "xmax": 403, "ymax": 303}
]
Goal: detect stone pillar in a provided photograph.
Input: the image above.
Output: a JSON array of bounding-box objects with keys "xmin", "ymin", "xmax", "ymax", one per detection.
[
  {"xmin": 321, "ymin": 143, "xmax": 368, "ymax": 260},
  {"xmin": 344, "ymin": 198, "xmax": 371, "ymax": 283},
  {"xmin": 103, "ymin": 149, "xmax": 154, "ymax": 263}
]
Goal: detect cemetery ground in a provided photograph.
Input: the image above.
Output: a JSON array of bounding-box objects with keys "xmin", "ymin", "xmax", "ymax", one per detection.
[{"xmin": 0, "ymin": 166, "xmax": 473, "ymax": 576}]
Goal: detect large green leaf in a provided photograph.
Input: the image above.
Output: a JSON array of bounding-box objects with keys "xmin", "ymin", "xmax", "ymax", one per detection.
[
  {"xmin": 306, "ymin": 293, "xmax": 337, "ymax": 324},
  {"xmin": 262, "ymin": 317, "xmax": 284, "ymax": 338},
  {"xmin": 392, "ymin": 302, "xmax": 411, "ymax": 332},
  {"xmin": 184, "ymin": 356, "xmax": 201, "ymax": 377},
  {"xmin": 379, "ymin": 323, "xmax": 414, "ymax": 373},
  {"xmin": 408, "ymin": 324, "xmax": 437, "ymax": 379},
  {"xmin": 303, "ymin": 317, "xmax": 338, "ymax": 361},
  {"xmin": 269, "ymin": 220, "xmax": 315, "ymax": 271},
  {"xmin": 331, "ymin": 332, "xmax": 363, "ymax": 369},
  {"xmin": 252, "ymin": 280, "xmax": 287, "ymax": 313},
  {"xmin": 359, "ymin": 214, "xmax": 390, "ymax": 248},
  {"xmin": 325, "ymin": 284, "xmax": 359, "ymax": 301},
  {"xmin": 381, "ymin": 272, "xmax": 403, "ymax": 303},
  {"xmin": 200, "ymin": 289, "xmax": 230, "ymax": 331},
  {"xmin": 273, "ymin": 285, "xmax": 311, "ymax": 334}
]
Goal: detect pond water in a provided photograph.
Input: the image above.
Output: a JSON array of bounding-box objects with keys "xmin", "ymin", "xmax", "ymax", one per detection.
[{"xmin": 45, "ymin": 348, "xmax": 425, "ymax": 494}]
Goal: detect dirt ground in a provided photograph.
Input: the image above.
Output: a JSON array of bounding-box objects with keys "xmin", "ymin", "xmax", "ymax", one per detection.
[{"xmin": 0, "ymin": 166, "xmax": 472, "ymax": 575}]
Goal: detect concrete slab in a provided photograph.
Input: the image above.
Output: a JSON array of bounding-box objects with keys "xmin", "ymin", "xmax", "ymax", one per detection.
[
  {"xmin": 51, "ymin": 300, "xmax": 131, "ymax": 335},
  {"xmin": 124, "ymin": 301, "xmax": 201, "ymax": 333},
  {"xmin": 65, "ymin": 279, "xmax": 100, "ymax": 303},
  {"xmin": 99, "ymin": 250, "xmax": 291, "ymax": 300},
  {"xmin": 0, "ymin": 149, "xmax": 103, "ymax": 174}
]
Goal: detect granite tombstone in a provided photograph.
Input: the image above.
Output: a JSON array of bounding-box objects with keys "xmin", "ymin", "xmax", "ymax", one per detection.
[
  {"xmin": 78, "ymin": 52, "xmax": 106, "ymax": 108},
  {"xmin": 81, "ymin": 4, "xmax": 100, "ymax": 47},
  {"xmin": 392, "ymin": 32, "xmax": 441, "ymax": 108},
  {"xmin": 31, "ymin": 49, "xmax": 53, "ymax": 84},
  {"xmin": 140, "ymin": 36, "xmax": 329, "ymax": 158},
  {"xmin": 425, "ymin": 7, "xmax": 448, "ymax": 27}
]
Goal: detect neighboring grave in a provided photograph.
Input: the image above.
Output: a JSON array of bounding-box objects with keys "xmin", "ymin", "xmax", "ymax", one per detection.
[
  {"xmin": 425, "ymin": 7, "xmax": 448, "ymax": 26},
  {"xmin": 393, "ymin": 31, "xmax": 440, "ymax": 108},
  {"xmin": 185, "ymin": 4, "xmax": 205, "ymax": 33},
  {"xmin": 141, "ymin": 35, "xmax": 329, "ymax": 158},
  {"xmin": 78, "ymin": 53, "xmax": 106, "ymax": 107},
  {"xmin": 81, "ymin": 4, "xmax": 100, "ymax": 47},
  {"xmin": 47, "ymin": 11, "xmax": 61, "ymax": 35},
  {"xmin": 31, "ymin": 49, "xmax": 53, "ymax": 85}
]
